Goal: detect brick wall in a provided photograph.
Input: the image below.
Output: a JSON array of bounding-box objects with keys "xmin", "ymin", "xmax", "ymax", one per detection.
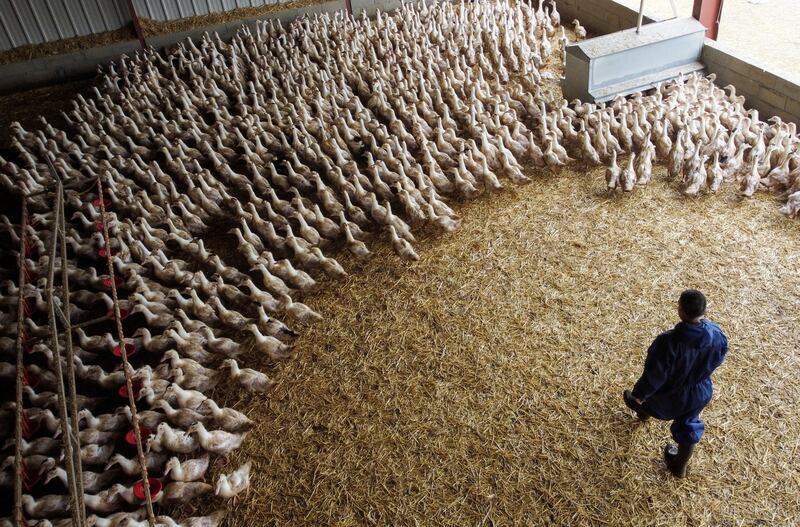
[{"xmin": 558, "ymin": 0, "xmax": 800, "ymax": 125}]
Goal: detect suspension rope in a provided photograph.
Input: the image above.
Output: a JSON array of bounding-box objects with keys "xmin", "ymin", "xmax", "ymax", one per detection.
[
  {"xmin": 44, "ymin": 184, "xmax": 85, "ymax": 526},
  {"xmin": 14, "ymin": 195, "xmax": 28, "ymax": 527},
  {"xmin": 96, "ymin": 175, "xmax": 157, "ymax": 527},
  {"xmin": 51, "ymin": 158, "xmax": 88, "ymax": 527}
]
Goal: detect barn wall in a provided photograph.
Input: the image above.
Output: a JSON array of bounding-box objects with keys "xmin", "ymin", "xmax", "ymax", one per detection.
[
  {"xmin": 0, "ymin": 0, "xmax": 406, "ymax": 94},
  {"xmin": 0, "ymin": 0, "xmax": 288, "ymax": 51},
  {"xmin": 558, "ymin": 0, "xmax": 800, "ymax": 124}
]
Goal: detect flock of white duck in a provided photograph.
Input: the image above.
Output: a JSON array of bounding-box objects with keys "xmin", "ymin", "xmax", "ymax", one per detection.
[{"xmin": 1, "ymin": 0, "xmax": 799, "ymax": 525}]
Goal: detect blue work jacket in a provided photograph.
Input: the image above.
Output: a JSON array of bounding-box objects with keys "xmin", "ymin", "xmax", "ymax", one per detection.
[{"xmin": 632, "ymin": 320, "xmax": 728, "ymax": 419}]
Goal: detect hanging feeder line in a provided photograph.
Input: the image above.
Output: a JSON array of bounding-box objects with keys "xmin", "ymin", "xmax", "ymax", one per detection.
[
  {"xmin": 96, "ymin": 175, "xmax": 157, "ymax": 527},
  {"xmin": 14, "ymin": 195, "xmax": 29, "ymax": 527},
  {"xmin": 44, "ymin": 184, "xmax": 86, "ymax": 527}
]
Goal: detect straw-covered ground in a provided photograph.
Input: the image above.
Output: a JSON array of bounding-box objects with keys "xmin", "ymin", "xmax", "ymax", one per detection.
[{"xmin": 201, "ymin": 164, "xmax": 800, "ymax": 526}]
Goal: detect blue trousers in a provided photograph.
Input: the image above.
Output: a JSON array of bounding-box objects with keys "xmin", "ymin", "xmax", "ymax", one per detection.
[
  {"xmin": 668, "ymin": 410, "xmax": 705, "ymax": 445},
  {"xmin": 642, "ymin": 402, "xmax": 706, "ymax": 445}
]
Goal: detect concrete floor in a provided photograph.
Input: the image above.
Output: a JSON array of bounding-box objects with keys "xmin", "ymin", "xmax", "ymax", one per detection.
[{"xmin": 615, "ymin": 0, "xmax": 800, "ymax": 79}]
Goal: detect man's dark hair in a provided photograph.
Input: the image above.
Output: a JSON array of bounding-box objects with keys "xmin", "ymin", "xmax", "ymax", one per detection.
[{"xmin": 679, "ymin": 289, "xmax": 706, "ymax": 320}]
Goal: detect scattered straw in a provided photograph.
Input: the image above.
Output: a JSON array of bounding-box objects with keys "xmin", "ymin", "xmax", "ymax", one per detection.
[
  {"xmin": 139, "ymin": 0, "xmax": 333, "ymax": 37},
  {"xmin": 200, "ymin": 164, "xmax": 800, "ymax": 526},
  {"xmin": 0, "ymin": 27, "xmax": 136, "ymax": 66}
]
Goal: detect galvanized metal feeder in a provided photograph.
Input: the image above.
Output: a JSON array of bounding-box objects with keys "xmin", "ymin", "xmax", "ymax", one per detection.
[{"xmin": 562, "ymin": 10, "xmax": 707, "ymax": 103}]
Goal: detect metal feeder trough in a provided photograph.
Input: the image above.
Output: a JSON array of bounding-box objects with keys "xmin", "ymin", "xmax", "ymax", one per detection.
[{"xmin": 562, "ymin": 17, "xmax": 707, "ymax": 103}]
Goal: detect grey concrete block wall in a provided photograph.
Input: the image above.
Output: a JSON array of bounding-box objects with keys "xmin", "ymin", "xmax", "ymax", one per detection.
[
  {"xmin": 701, "ymin": 40, "xmax": 800, "ymax": 125},
  {"xmin": 557, "ymin": 0, "xmax": 657, "ymax": 34}
]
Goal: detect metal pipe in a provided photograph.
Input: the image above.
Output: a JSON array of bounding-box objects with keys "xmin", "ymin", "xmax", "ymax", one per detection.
[
  {"xmin": 669, "ymin": 0, "xmax": 678, "ymax": 18},
  {"xmin": 636, "ymin": 0, "xmax": 646, "ymax": 33}
]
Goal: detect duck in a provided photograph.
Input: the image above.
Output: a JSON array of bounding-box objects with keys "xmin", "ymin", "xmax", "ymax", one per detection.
[
  {"xmin": 245, "ymin": 323, "xmax": 293, "ymax": 358},
  {"xmin": 188, "ymin": 422, "xmax": 247, "ymax": 456},
  {"xmin": 389, "ymin": 224, "xmax": 419, "ymax": 261},
  {"xmin": 164, "ymin": 454, "xmax": 211, "ymax": 482},
  {"xmin": 104, "ymin": 452, "xmax": 169, "ymax": 476},
  {"xmin": 222, "ymin": 358, "xmax": 276, "ymax": 393},
  {"xmin": 44, "ymin": 465, "xmax": 123, "ymax": 494},
  {"xmin": 21, "ymin": 494, "xmax": 71, "ymax": 519},
  {"xmin": 278, "ymin": 294, "xmax": 323, "ymax": 324},
  {"xmin": 251, "ymin": 262, "xmax": 292, "ymax": 296},
  {"xmin": 572, "ymin": 19, "xmax": 587, "ymax": 39},
  {"xmin": 214, "ymin": 461, "xmax": 251, "ymax": 502},
  {"xmin": 256, "ymin": 306, "xmax": 297, "ymax": 343},
  {"xmin": 85, "ymin": 511, "xmax": 147, "ymax": 527},
  {"xmin": 154, "ymin": 399, "xmax": 209, "ymax": 429},
  {"xmin": 154, "ymin": 510, "xmax": 226, "ymax": 527},
  {"xmin": 147, "ymin": 422, "xmax": 199, "ymax": 454},
  {"xmin": 621, "ymin": 153, "xmax": 636, "ymax": 192},
  {"xmin": 708, "ymin": 152, "xmax": 724, "ymax": 192},
  {"xmin": 208, "ymin": 296, "xmax": 250, "ymax": 330},
  {"xmin": 198, "ymin": 399, "xmax": 253, "ymax": 433},
  {"xmin": 165, "ymin": 383, "xmax": 208, "ymax": 410},
  {"xmin": 605, "ymin": 150, "xmax": 620, "ymax": 190},
  {"xmin": 160, "ymin": 481, "xmax": 214, "ymax": 506}
]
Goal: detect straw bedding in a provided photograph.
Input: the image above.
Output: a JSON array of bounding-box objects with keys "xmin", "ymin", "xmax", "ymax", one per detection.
[{"xmin": 202, "ymin": 165, "xmax": 800, "ymax": 526}]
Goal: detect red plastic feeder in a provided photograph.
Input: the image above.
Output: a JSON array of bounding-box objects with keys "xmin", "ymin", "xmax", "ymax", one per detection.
[
  {"xmin": 133, "ymin": 478, "xmax": 162, "ymax": 501},
  {"xmin": 102, "ymin": 275, "xmax": 124, "ymax": 288},
  {"xmin": 125, "ymin": 427, "xmax": 153, "ymax": 445},
  {"xmin": 95, "ymin": 222, "xmax": 107, "ymax": 231},
  {"xmin": 92, "ymin": 198, "xmax": 111, "ymax": 208},
  {"xmin": 118, "ymin": 379, "xmax": 143, "ymax": 399},
  {"xmin": 107, "ymin": 307, "xmax": 129, "ymax": 320},
  {"xmin": 98, "ymin": 247, "xmax": 118, "ymax": 258},
  {"xmin": 113, "ymin": 342, "xmax": 137, "ymax": 358}
]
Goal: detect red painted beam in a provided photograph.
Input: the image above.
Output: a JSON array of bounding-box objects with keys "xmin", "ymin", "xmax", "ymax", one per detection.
[
  {"xmin": 126, "ymin": 0, "xmax": 147, "ymax": 50},
  {"xmin": 693, "ymin": 0, "xmax": 724, "ymax": 40},
  {"xmin": 345, "ymin": 0, "xmax": 353, "ymax": 17}
]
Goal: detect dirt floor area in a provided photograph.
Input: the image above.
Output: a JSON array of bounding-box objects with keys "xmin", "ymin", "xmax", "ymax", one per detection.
[
  {"xmin": 617, "ymin": 0, "xmax": 800, "ymax": 79},
  {"xmin": 0, "ymin": 78, "xmax": 95, "ymax": 153},
  {"xmin": 216, "ymin": 168, "xmax": 800, "ymax": 526}
]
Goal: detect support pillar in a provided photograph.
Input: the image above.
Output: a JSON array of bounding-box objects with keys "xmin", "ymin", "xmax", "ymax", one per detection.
[{"xmin": 692, "ymin": 0, "xmax": 724, "ymax": 40}]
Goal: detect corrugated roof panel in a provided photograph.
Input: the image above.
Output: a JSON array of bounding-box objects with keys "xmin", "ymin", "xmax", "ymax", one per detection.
[
  {"xmin": 35, "ymin": 0, "xmax": 64, "ymax": 41},
  {"xmin": 0, "ymin": 4, "xmax": 16, "ymax": 50},
  {"xmin": 69, "ymin": 0, "xmax": 98, "ymax": 35},
  {"xmin": 0, "ymin": 2, "xmax": 18, "ymax": 48},
  {"xmin": 8, "ymin": 0, "xmax": 35, "ymax": 44},
  {"xmin": 176, "ymin": 0, "xmax": 195, "ymax": 18}
]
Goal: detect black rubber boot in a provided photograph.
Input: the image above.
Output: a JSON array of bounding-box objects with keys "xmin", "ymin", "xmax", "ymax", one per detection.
[
  {"xmin": 663, "ymin": 443, "xmax": 696, "ymax": 478},
  {"xmin": 623, "ymin": 390, "xmax": 650, "ymax": 421}
]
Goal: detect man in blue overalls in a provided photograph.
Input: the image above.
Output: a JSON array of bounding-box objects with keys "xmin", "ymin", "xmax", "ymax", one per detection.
[{"xmin": 623, "ymin": 289, "xmax": 729, "ymax": 477}]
